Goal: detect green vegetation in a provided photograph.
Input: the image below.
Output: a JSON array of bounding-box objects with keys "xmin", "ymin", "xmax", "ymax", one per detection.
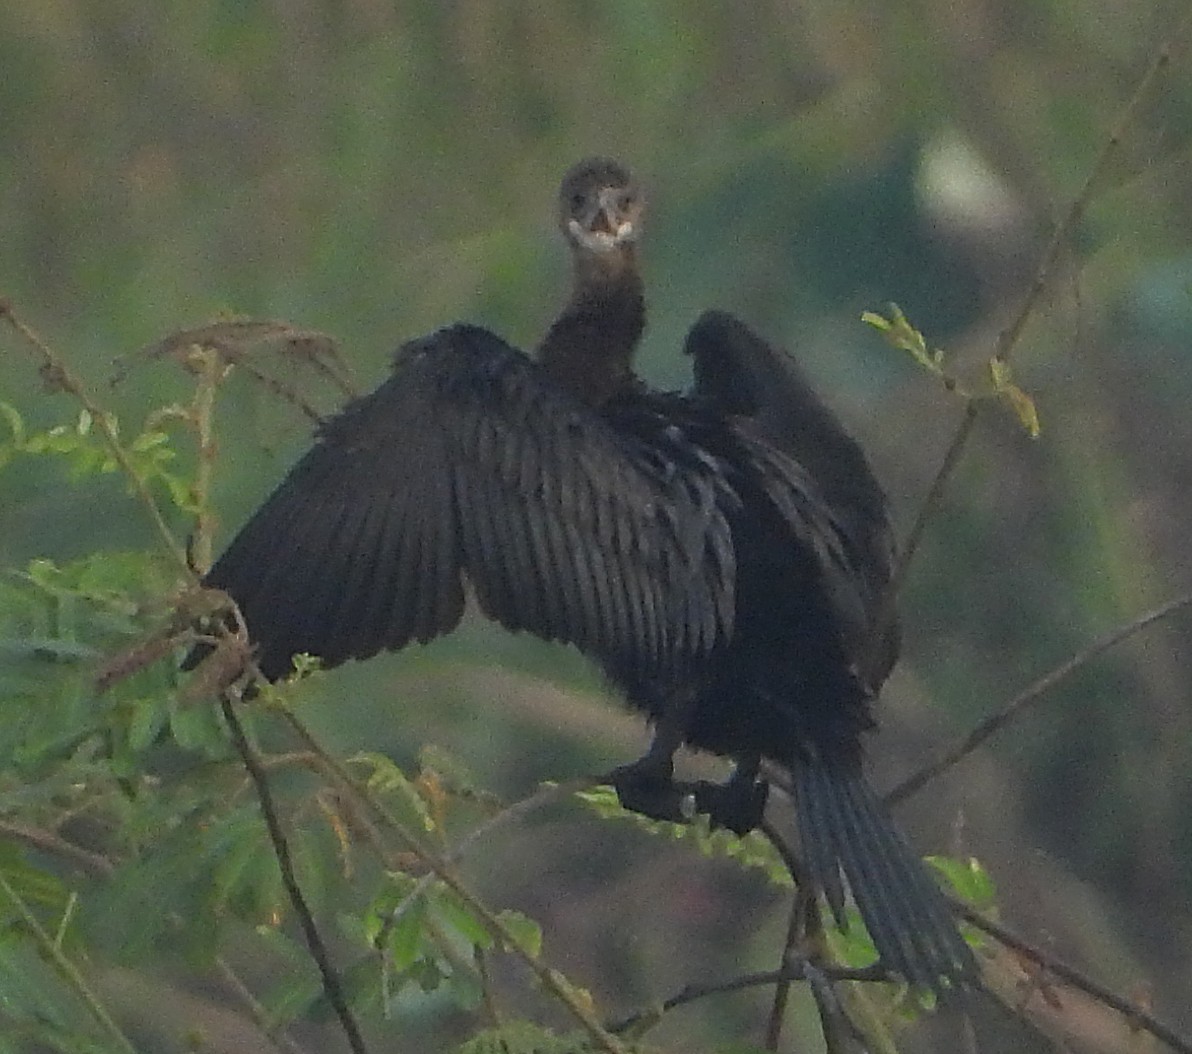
[{"xmin": 2, "ymin": 1, "xmax": 1192, "ymax": 1051}]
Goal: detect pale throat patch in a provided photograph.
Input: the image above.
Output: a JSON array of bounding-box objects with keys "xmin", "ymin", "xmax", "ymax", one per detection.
[{"xmin": 568, "ymin": 218, "xmax": 637, "ymax": 254}]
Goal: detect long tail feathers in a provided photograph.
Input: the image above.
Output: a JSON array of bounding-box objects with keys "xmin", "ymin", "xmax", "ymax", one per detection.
[{"xmin": 793, "ymin": 762, "xmax": 977, "ymax": 994}]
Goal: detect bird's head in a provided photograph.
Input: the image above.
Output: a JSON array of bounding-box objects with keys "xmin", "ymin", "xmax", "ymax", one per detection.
[{"xmin": 558, "ymin": 158, "xmax": 643, "ymax": 257}]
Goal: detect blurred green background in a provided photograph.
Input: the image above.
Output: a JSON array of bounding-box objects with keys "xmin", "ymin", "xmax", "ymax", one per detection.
[{"xmin": 2, "ymin": 0, "xmax": 1192, "ymax": 1050}]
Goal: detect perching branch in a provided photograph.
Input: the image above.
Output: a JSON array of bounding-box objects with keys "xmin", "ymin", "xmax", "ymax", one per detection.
[{"xmin": 888, "ymin": 589, "xmax": 1192, "ymax": 804}]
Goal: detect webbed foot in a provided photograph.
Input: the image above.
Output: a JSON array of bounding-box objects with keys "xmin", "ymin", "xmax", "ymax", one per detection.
[
  {"xmin": 610, "ymin": 755, "xmax": 695, "ymax": 824},
  {"xmin": 693, "ymin": 769, "xmax": 769, "ymax": 835}
]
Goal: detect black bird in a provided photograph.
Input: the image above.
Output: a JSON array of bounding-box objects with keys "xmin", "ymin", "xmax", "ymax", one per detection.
[{"xmin": 192, "ymin": 158, "xmax": 975, "ymax": 993}]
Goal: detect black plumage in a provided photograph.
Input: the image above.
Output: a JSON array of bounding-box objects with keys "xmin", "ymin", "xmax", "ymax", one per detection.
[{"xmin": 192, "ymin": 158, "xmax": 975, "ymax": 993}]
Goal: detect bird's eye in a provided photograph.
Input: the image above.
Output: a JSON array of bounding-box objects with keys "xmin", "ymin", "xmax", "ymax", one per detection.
[{"xmin": 570, "ymin": 192, "xmax": 586, "ymax": 211}]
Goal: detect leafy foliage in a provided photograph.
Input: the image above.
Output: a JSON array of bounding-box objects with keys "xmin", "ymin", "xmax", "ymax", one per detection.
[
  {"xmin": 573, "ymin": 785, "xmax": 794, "ymax": 889},
  {"xmin": 0, "ymin": 0, "xmax": 1189, "ymax": 1047},
  {"xmin": 0, "ymin": 327, "xmax": 1004, "ymax": 1052},
  {"xmin": 862, "ymin": 304, "xmax": 1041, "ymax": 437},
  {"xmin": 0, "ymin": 402, "xmax": 196, "ymax": 512}
]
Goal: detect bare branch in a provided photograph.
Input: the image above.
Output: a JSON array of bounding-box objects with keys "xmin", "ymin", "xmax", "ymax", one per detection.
[
  {"xmin": 954, "ymin": 901, "xmax": 1192, "ymax": 1054},
  {"xmin": 219, "ymin": 697, "xmax": 371, "ymax": 1054},
  {"xmin": 888, "ymin": 589, "xmax": 1192, "ymax": 804},
  {"xmin": 0, "ymin": 820, "xmax": 115, "ymax": 877},
  {"xmin": 212, "ymin": 957, "xmax": 312, "ymax": 1054},
  {"xmin": 866, "ymin": 7, "xmax": 1192, "ymax": 663},
  {"xmin": 608, "ymin": 959, "xmax": 885, "ymax": 1035}
]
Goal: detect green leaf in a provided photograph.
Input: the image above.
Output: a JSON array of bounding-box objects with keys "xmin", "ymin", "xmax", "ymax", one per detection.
[
  {"xmin": 0, "ymin": 843, "xmax": 72, "ymax": 918},
  {"xmin": 419, "ymin": 743, "xmax": 486, "ymax": 800},
  {"xmin": 126, "ymin": 696, "xmax": 169, "ymax": 753},
  {"xmin": 167, "ymin": 699, "xmax": 230, "ymax": 757},
  {"xmin": 430, "ymin": 886, "xmax": 494, "ymax": 952},
  {"xmin": 988, "ymin": 356, "xmax": 1041, "ymax": 437},
  {"xmin": 861, "ymin": 303, "xmax": 938, "ymax": 372},
  {"xmin": 574, "ymin": 785, "xmax": 792, "ymax": 888},
  {"xmin": 926, "ymin": 854, "xmax": 996, "ymax": 909},
  {"xmin": 826, "ymin": 905, "xmax": 880, "ymax": 969},
  {"xmin": 0, "ymin": 400, "xmax": 25, "ymax": 446},
  {"xmin": 127, "ymin": 429, "xmax": 169, "ymax": 453},
  {"xmin": 497, "ymin": 909, "xmax": 542, "ymax": 959},
  {"xmin": 385, "ymin": 890, "xmax": 428, "ymax": 971},
  {"xmin": 351, "ymin": 752, "xmax": 435, "ymax": 834},
  {"xmin": 261, "ymin": 965, "xmax": 322, "ymax": 1028}
]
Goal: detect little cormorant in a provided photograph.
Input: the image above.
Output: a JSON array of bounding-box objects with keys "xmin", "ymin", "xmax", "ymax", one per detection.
[{"xmin": 191, "ymin": 158, "xmax": 975, "ymax": 994}]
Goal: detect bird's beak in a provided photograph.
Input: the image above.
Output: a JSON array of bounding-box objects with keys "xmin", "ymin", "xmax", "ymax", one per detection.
[{"xmin": 568, "ymin": 187, "xmax": 637, "ymax": 253}]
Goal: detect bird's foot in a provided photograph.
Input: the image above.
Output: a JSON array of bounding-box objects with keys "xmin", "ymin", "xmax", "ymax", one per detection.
[
  {"xmin": 609, "ymin": 756, "xmax": 697, "ymax": 824},
  {"xmin": 693, "ymin": 774, "xmax": 770, "ymax": 835},
  {"xmin": 610, "ymin": 753, "xmax": 769, "ymax": 834}
]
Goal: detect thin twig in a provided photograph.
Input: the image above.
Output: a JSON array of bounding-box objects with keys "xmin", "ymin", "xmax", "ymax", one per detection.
[
  {"xmin": 803, "ymin": 964, "xmax": 863, "ymax": 1054},
  {"xmin": 219, "ymin": 697, "xmax": 370, "ymax": 1054},
  {"xmin": 213, "ymin": 956, "xmax": 311, "ymax": 1054},
  {"xmin": 887, "ymin": 589, "xmax": 1192, "ymax": 804},
  {"xmin": 608, "ymin": 960, "xmax": 885, "ymax": 1034},
  {"xmin": 759, "ymin": 818, "xmax": 859, "ymax": 1052},
  {"xmin": 953, "ymin": 901, "xmax": 1192, "ymax": 1054},
  {"xmin": 236, "ymin": 359, "xmax": 326, "ymax": 424},
  {"xmin": 764, "ymin": 897, "xmax": 803, "ymax": 1050},
  {"xmin": 444, "ymin": 777, "xmax": 595, "ymax": 866},
  {"xmin": 0, "ymin": 821, "xmax": 115, "ymax": 877},
  {"xmin": 0, "ymin": 299, "xmax": 192, "ymax": 573},
  {"xmin": 188, "ymin": 346, "xmax": 225, "ymax": 575},
  {"xmin": 275, "ymin": 707, "xmax": 633, "ymax": 1054},
  {"xmin": 872, "ymin": 403, "xmax": 978, "ymax": 655},
  {"xmin": 760, "ymin": 817, "xmax": 810, "ymax": 1050},
  {"xmin": 380, "ymin": 777, "xmax": 595, "ymax": 945},
  {"xmin": 991, "ymin": 7, "xmax": 1192, "ymax": 370},
  {"xmin": 0, "ymin": 867, "xmax": 137, "ymax": 1054},
  {"xmin": 870, "ymin": 9, "xmax": 1192, "ymax": 653},
  {"xmin": 475, "ymin": 946, "xmax": 501, "ymax": 1029}
]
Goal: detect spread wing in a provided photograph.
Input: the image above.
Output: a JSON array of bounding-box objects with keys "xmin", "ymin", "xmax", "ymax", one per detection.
[
  {"xmin": 684, "ymin": 310, "xmax": 899, "ymax": 687},
  {"xmin": 197, "ymin": 324, "xmax": 735, "ymax": 680}
]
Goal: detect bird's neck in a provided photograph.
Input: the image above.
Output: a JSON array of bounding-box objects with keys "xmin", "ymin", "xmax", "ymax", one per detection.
[{"xmin": 538, "ymin": 247, "xmax": 645, "ymax": 406}]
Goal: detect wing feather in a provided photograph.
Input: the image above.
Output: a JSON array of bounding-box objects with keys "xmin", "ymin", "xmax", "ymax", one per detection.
[
  {"xmin": 685, "ymin": 311, "xmax": 899, "ymax": 686},
  {"xmin": 195, "ymin": 324, "xmax": 735, "ymax": 681}
]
